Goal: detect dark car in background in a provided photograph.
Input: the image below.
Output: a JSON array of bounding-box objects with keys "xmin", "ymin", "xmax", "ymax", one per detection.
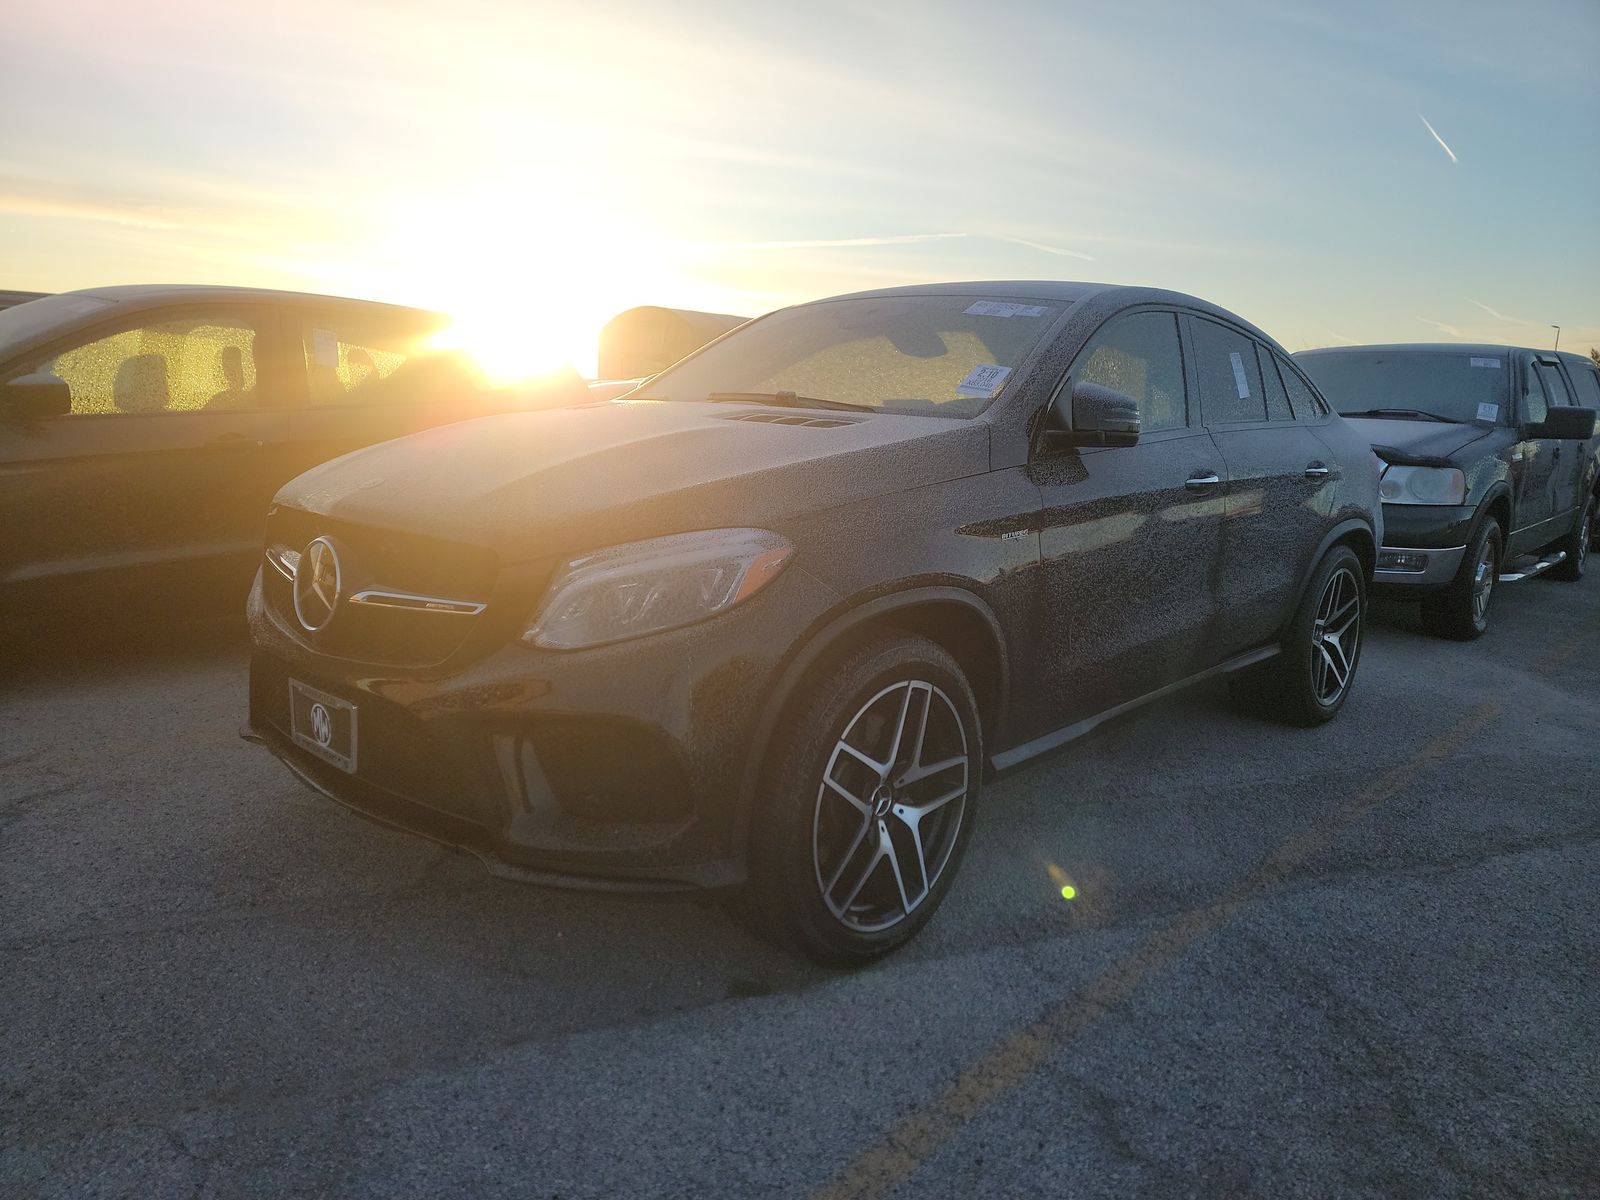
[
  {"xmin": 1297, "ymin": 344, "xmax": 1598, "ymax": 639},
  {"xmin": 0, "ymin": 285, "xmax": 585, "ymax": 635},
  {"xmin": 245, "ymin": 280, "xmax": 1380, "ymax": 963}
]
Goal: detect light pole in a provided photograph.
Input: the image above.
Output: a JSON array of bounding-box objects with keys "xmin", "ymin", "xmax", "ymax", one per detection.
[{"xmin": 1552, "ymin": 324, "xmax": 1561, "ymax": 351}]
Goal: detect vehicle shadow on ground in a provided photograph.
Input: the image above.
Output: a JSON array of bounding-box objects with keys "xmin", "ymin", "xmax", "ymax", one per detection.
[{"xmin": 3, "ymin": 616, "xmax": 250, "ymax": 687}]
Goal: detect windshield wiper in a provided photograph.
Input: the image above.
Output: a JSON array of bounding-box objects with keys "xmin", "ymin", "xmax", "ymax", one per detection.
[
  {"xmin": 707, "ymin": 390, "xmax": 875, "ymax": 413},
  {"xmin": 1341, "ymin": 408, "xmax": 1456, "ymax": 423}
]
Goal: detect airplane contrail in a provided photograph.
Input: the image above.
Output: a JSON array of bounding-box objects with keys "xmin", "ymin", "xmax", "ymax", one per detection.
[{"xmin": 1418, "ymin": 114, "xmax": 1458, "ymax": 163}]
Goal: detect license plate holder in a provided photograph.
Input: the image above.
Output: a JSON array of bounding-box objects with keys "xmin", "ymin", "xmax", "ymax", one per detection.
[{"xmin": 288, "ymin": 679, "xmax": 358, "ymax": 773}]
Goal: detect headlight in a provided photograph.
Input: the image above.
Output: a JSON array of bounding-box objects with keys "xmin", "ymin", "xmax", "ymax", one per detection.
[
  {"xmin": 522, "ymin": 528, "xmax": 794, "ymax": 650},
  {"xmin": 1378, "ymin": 464, "xmax": 1466, "ymax": 505}
]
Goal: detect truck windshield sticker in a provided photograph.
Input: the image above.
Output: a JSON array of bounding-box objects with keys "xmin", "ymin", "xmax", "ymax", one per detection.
[
  {"xmin": 1469, "ymin": 357, "xmax": 1502, "ymax": 368},
  {"xmin": 1229, "ymin": 351, "xmax": 1251, "ymax": 399},
  {"xmin": 1476, "ymin": 402, "xmax": 1499, "ymax": 424},
  {"xmin": 955, "ymin": 364, "xmax": 1012, "ymax": 397}
]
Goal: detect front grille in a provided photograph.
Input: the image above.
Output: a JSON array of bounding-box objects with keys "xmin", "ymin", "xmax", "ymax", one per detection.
[{"xmin": 264, "ymin": 508, "xmax": 500, "ymax": 668}]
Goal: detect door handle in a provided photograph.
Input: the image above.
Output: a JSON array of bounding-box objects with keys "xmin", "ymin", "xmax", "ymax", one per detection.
[
  {"xmin": 1304, "ymin": 463, "xmax": 1332, "ymax": 479},
  {"xmin": 1185, "ymin": 472, "xmax": 1222, "ymax": 491}
]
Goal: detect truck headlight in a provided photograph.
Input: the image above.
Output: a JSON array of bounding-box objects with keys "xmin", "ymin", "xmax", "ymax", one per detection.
[
  {"xmin": 522, "ymin": 528, "xmax": 794, "ymax": 650},
  {"xmin": 1378, "ymin": 464, "xmax": 1467, "ymax": 506}
]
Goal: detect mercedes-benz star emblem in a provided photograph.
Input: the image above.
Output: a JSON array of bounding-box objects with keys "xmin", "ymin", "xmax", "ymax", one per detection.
[
  {"xmin": 309, "ymin": 702, "xmax": 333, "ymax": 747},
  {"xmin": 292, "ymin": 536, "xmax": 342, "ymax": 633}
]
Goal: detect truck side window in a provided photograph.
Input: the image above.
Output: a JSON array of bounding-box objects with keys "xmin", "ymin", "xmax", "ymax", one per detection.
[{"xmin": 1523, "ymin": 362, "xmax": 1549, "ymax": 426}]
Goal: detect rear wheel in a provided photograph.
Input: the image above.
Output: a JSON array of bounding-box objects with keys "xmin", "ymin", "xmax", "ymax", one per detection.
[
  {"xmin": 1421, "ymin": 518, "xmax": 1501, "ymax": 641},
  {"xmin": 1550, "ymin": 497, "xmax": 1591, "ymax": 582},
  {"xmin": 743, "ymin": 633, "xmax": 980, "ymax": 965},
  {"xmin": 1234, "ymin": 545, "xmax": 1364, "ymax": 726}
]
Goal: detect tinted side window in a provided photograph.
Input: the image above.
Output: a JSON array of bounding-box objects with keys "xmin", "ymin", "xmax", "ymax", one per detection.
[
  {"xmin": 1069, "ymin": 310, "xmax": 1188, "ymax": 432},
  {"xmin": 1523, "ymin": 361, "xmax": 1549, "ymax": 425},
  {"xmin": 1564, "ymin": 364, "xmax": 1600, "ymax": 411},
  {"xmin": 1191, "ymin": 318, "xmax": 1266, "ymax": 423},
  {"xmin": 1276, "ymin": 356, "xmax": 1326, "ymax": 419},
  {"xmin": 28, "ymin": 314, "xmax": 260, "ymax": 415},
  {"xmin": 1536, "ymin": 362, "xmax": 1574, "ymax": 409},
  {"xmin": 1256, "ymin": 346, "xmax": 1293, "ymax": 420}
]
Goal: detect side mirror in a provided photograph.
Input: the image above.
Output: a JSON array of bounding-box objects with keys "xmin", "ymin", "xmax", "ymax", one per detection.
[
  {"xmin": 1528, "ymin": 405, "xmax": 1597, "ymax": 441},
  {"xmin": 0, "ymin": 372, "xmax": 71, "ymax": 420},
  {"xmin": 1050, "ymin": 380, "xmax": 1141, "ymax": 447}
]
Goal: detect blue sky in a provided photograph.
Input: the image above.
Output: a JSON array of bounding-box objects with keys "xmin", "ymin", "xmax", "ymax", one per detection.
[{"xmin": 2, "ymin": 0, "xmax": 1595, "ymax": 372}]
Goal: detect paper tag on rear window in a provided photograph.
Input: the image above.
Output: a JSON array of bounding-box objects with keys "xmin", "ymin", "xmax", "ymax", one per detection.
[
  {"xmin": 1476, "ymin": 402, "xmax": 1499, "ymax": 423},
  {"xmin": 1469, "ymin": 357, "xmax": 1501, "ymax": 368},
  {"xmin": 1228, "ymin": 351, "xmax": 1251, "ymax": 399},
  {"xmin": 965, "ymin": 301, "xmax": 1051, "ymax": 319},
  {"xmin": 311, "ymin": 328, "xmax": 340, "ymax": 367},
  {"xmin": 955, "ymin": 364, "xmax": 1012, "ymax": 397}
]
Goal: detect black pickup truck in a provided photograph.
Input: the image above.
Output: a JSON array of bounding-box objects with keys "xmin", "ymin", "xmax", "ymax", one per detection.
[{"xmin": 1297, "ymin": 344, "xmax": 1599, "ymax": 639}]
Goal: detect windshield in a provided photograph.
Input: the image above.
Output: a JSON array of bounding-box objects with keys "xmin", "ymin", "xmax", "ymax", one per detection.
[
  {"xmin": 637, "ymin": 295, "xmax": 1062, "ymax": 418},
  {"xmin": 1297, "ymin": 350, "xmax": 1510, "ymax": 425}
]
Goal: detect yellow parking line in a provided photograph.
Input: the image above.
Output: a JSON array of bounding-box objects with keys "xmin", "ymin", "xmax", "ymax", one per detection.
[{"xmin": 811, "ymin": 700, "xmax": 1501, "ymax": 1200}]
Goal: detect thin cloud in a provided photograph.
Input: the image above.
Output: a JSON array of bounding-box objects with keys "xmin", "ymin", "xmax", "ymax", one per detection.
[
  {"xmin": 1420, "ymin": 317, "xmax": 1467, "ymax": 337},
  {"xmin": 1418, "ymin": 114, "xmax": 1458, "ymax": 163},
  {"xmin": 1324, "ymin": 330, "xmax": 1361, "ymax": 346},
  {"xmin": 1466, "ymin": 298, "xmax": 1536, "ymax": 326}
]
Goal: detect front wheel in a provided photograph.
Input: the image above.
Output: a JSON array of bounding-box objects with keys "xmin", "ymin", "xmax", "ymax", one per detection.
[
  {"xmin": 1421, "ymin": 518, "xmax": 1501, "ymax": 640},
  {"xmin": 1234, "ymin": 545, "xmax": 1365, "ymax": 727},
  {"xmin": 743, "ymin": 633, "xmax": 981, "ymax": 965}
]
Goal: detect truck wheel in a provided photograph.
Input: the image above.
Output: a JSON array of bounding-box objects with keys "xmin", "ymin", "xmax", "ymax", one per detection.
[
  {"xmin": 1550, "ymin": 497, "xmax": 1591, "ymax": 582},
  {"xmin": 1421, "ymin": 517, "xmax": 1501, "ymax": 640},
  {"xmin": 1232, "ymin": 545, "xmax": 1364, "ymax": 726},
  {"xmin": 742, "ymin": 632, "xmax": 980, "ymax": 965}
]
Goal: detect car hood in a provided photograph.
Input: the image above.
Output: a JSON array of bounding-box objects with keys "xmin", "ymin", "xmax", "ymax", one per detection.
[
  {"xmin": 274, "ymin": 400, "xmax": 991, "ymax": 561},
  {"xmin": 1342, "ymin": 417, "xmax": 1494, "ymax": 465}
]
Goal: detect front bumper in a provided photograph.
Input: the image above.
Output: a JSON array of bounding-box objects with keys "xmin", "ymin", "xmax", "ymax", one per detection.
[
  {"xmin": 1373, "ymin": 543, "xmax": 1467, "ymax": 587},
  {"xmin": 245, "ymin": 560, "xmax": 842, "ymax": 892}
]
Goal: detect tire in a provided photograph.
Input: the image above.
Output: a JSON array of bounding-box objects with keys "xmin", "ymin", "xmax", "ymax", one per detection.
[
  {"xmin": 1233, "ymin": 545, "xmax": 1365, "ymax": 727},
  {"xmin": 1420, "ymin": 517, "xmax": 1501, "ymax": 640},
  {"xmin": 1549, "ymin": 497, "xmax": 1591, "ymax": 582},
  {"xmin": 743, "ymin": 632, "xmax": 981, "ymax": 965}
]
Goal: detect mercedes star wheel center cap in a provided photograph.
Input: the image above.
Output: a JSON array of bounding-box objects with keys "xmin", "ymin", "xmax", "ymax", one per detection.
[{"xmin": 292, "ymin": 536, "xmax": 342, "ymax": 633}]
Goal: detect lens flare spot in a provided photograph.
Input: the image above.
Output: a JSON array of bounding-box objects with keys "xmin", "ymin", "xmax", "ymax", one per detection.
[
  {"xmin": 1060, "ymin": 885, "xmax": 1077, "ymax": 900},
  {"xmin": 1046, "ymin": 861, "xmax": 1079, "ymax": 901}
]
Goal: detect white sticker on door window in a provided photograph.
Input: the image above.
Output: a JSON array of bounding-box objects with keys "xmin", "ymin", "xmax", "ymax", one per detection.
[
  {"xmin": 1476, "ymin": 402, "xmax": 1499, "ymax": 423},
  {"xmin": 311, "ymin": 328, "xmax": 340, "ymax": 368},
  {"xmin": 955, "ymin": 364, "xmax": 1012, "ymax": 397},
  {"xmin": 1228, "ymin": 351, "xmax": 1251, "ymax": 399},
  {"xmin": 1469, "ymin": 357, "xmax": 1502, "ymax": 369}
]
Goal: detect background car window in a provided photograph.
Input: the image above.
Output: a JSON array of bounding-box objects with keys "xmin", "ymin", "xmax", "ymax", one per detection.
[
  {"xmin": 33, "ymin": 317, "xmax": 259, "ymax": 415},
  {"xmin": 1275, "ymin": 355, "xmax": 1325, "ymax": 419},
  {"xmin": 1564, "ymin": 364, "xmax": 1600, "ymax": 411},
  {"xmin": 1191, "ymin": 318, "xmax": 1266, "ymax": 423},
  {"xmin": 302, "ymin": 317, "xmax": 440, "ymax": 405},
  {"xmin": 1523, "ymin": 363, "xmax": 1549, "ymax": 425},
  {"xmin": 1255, "ymin": 346, "xmax": 1293, "ymax": 420},
  {"xmin": 1535, "ymin": 362, "xmax": 1573, "ymax": 411},
  {"xmin": 1068, "ymin": 310, "xmax": 1187, "ymax": 432}
]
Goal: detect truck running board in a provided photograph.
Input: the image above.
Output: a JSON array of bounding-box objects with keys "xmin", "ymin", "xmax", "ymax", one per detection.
[{"xmin": 1499, "ymin": 551, "xmax": 1566, "ymax": 583}]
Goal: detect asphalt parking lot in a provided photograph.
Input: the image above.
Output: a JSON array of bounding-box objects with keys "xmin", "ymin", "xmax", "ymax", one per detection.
[{"xmin": 3, "ymin": 573, "xmax": 1597, "ymax": 1200}]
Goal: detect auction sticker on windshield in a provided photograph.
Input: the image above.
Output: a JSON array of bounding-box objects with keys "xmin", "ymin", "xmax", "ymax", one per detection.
[{"xmin": 955, "ymin": 364, "xmax": 1012, "ymax": 397}]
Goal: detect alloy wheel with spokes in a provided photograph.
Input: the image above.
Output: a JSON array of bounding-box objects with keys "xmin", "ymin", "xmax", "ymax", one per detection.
[
  {"xmin": 813, "ymin": 679, "xmax": 970, "ymax": 933},
  {"xmin": 744, "ymin": 632, "xmax": 981, "ymax": 964},
  {"xmin": 1310, "ymin": 565, "xmax": 1362, "ymax": 706},
  {"xmin": 1471, "ymin": 537, "xmax": 1497, "ymax": 624}
]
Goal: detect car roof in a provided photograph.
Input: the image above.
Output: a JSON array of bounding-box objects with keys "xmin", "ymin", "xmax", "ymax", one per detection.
[
  {"xmin": 68, "ymin": 283, "xmax": 442, "ymax": 316},
  {"xmin": 1297, "ymin": 342, "xmax": 1527, "ymax": 358},
  {"xmin": 795, "ymin": 280, "xmax": 1283, "ymax": 345}
]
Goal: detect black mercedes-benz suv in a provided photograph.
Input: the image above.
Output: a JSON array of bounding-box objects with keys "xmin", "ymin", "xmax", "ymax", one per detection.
[
  {"xmin": 1297, "ymin": 344, "xmax": 1598, "ymax": 639},
  {"xmin": 246, "ymin": 282, "xmax": 1380, "ymax": 963}
]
